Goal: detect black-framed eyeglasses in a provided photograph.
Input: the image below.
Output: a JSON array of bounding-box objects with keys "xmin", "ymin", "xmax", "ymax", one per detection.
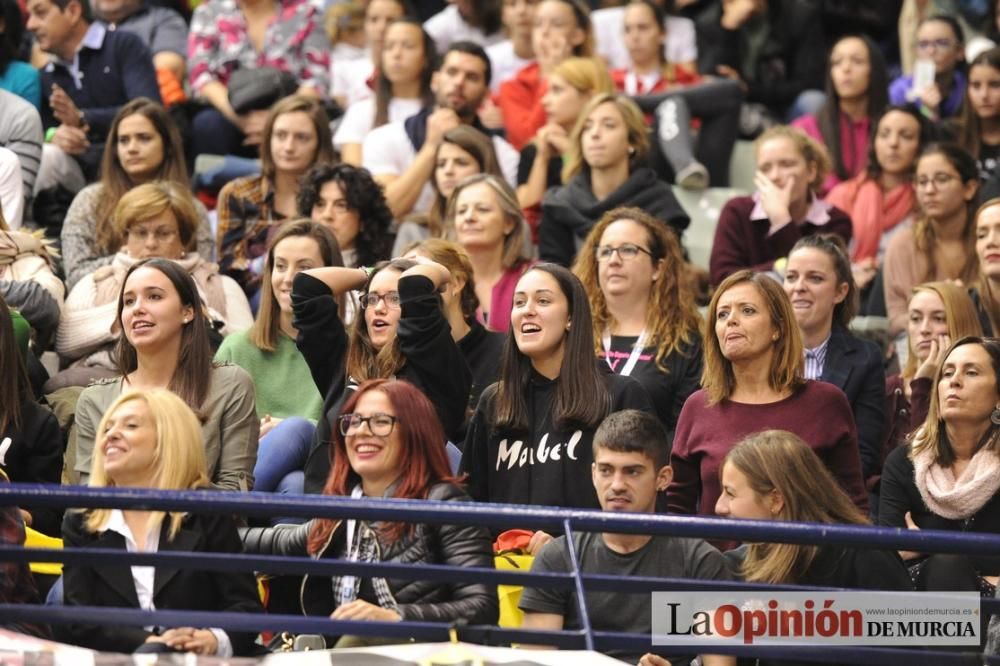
[
  {"xmin": 338, "ymin": 412, "xmax": 398, "ymax": 436},
  {"xmin": 917, "ymin": 38, "xmax": 954, "ymax": 52},
  {"xmin": 360, "ymin": 291, "xmax": 401, "ymax": 309},
  {"xmin": 595, "ymin": 243, "xmax": 653, "ymax": 262}
]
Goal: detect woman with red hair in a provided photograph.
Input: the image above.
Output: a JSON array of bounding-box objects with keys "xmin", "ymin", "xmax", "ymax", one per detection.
[{"xmin": 241, "ymin": 379, "xmax": 497, "ymax": 642}]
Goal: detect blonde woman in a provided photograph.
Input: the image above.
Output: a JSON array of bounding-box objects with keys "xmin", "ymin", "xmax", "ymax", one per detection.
[
  {"xmin": 573, "ymin": 205, "xmax": 702, "ymax": 437},
  {"xmin": 717, "ymin": 430, "xmax": 911, "ymax": 590},
  {"xmin": 710, "ymin": 125, "xmax": 853, "ymax": 287},
  {"xmin": 539, "ymin": 93, "xmax": 687, "ymax": 267},
  {"xmin": 60, "ymin": 389, "xmax": 263, "ymax": 656},
  {"xmin": 518, "ymin": 56, "xmax": 613, "ymax": 213},
  {"xmin": 445, "ymin": 173, "xmax": 535, "ymax": 332},
  {"xmin": 880, "ymin": 282, "xmax": 983, "ymax": 487},
  {"xmin": 54, "ymin": 182, "xmax": 251, "ymax": 390}
]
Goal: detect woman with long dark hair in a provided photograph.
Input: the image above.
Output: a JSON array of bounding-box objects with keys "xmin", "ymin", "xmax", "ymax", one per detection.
[
  {"xmin": 334, "ymin": 18, "xmax": 435, "ymax": 166},
  {"xmin": 793, "ymin": 34, "xmax": 890, "ymax": 194},
  {"xmin": 61, "ymin": 98, "xmax": 213, "ymax": 289},
  {"xmin": 953, "ymin": 47, "xmax": 1000, "ymax": 181},
  {"xmin": 0, "ymin": 293, "xmax": 61, "ymax": 535},
  {"xmin": 74, "ymin": 258, "xmax": 258, "ymax": 490},
  {"xmin": 883, "ymin": 143, "xmax": 980, "ymax": 337},
  {"xmin": 460, "ymin": 263, "xmax": 652, "ymax": 512},
  {"xmin": 825, "ymin": 104, "xmax": 931, "ymax": 294}
]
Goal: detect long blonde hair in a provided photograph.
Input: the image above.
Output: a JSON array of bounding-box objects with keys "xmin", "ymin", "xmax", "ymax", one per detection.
[
  {"xmin": 723, "ymin": 430, "xmax": 869, "ymax": 585},
  {"xmin": 902, "ymin": 281, "xmax": 983, "ymax": 380},
  {"xmin": 573, "ymin": 206, "xmax": 701, "ymax": 371},
  {"xmin": 85, "ymin": 389, "xmax": 210, "ymax": 539}
]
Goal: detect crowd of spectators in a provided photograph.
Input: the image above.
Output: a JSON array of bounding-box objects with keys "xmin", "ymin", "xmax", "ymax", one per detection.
[{"xmin": 3, "ymin": 0, "xmax": 1000, "ymax": 661}]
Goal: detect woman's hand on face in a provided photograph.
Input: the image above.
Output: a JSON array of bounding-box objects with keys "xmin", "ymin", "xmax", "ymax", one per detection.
[
  {"xmin": 753, "ymin": 170, "xmax": 794, "ymax": 232},
  {"xmin": 898, "ymin": 511, "xmax": 923, "ymax": 562},
  {"xmin": 330, "ymin": 599, "xmax": 402, "ymax": 622},
  {"xmin": 914, "ymin": 335, "xmax": 950, "ymax": 380},
  {"xmin": 544, "ymin": 124, "xmax": 570, "ymax": 155}
]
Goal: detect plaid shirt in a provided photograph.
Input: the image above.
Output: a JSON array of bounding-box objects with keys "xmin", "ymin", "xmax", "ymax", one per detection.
[
  {"xmin": 187, "ymin": 0, "xmax": 330, "ymax": 93},
  {"xmin": 216, "ymin": 175, "xmax": 286, "ymax": 295}
]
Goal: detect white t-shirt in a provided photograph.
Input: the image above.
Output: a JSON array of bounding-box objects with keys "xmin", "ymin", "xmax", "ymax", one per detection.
[
  {"xmin": 423, "ymin": 4, "xmax": 505, "ymax": 55},
  {"xmin": 334, "ymin": 97, "xmax": 424, "ymax": 149},
  {"xmin": 591, "ymin": 8, "xmax": 697, "ymax": 70},
  {"xmin": 486, "ymin": 40, "xmax": 535, "ymax": 93},
  {"xmin": 331, "ymin": 58, "xmax": 375, "ymax": 106},
  {"xmin": 362, "ymin": 120, "xmax": 521, "ymax": 216}
]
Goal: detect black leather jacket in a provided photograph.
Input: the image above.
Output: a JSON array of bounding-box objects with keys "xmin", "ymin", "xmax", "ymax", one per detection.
[{"xmin": 241, "ymin": 483, "xmax": 498, "ymax": 626}]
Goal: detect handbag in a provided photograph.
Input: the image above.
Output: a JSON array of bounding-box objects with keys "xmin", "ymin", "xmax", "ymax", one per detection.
[{"xmin": 227, "ymin": 67, "xmax": 299, "ymax": 115}]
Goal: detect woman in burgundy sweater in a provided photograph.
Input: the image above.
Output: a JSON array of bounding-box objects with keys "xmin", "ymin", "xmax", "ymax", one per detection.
[
  {"xmin": 666, "ymin": 270, "xmax": 868, "ymax": 521},
  {"xmin": 709, "ymin": 126, "xmax": 853, "ymax": 287}
]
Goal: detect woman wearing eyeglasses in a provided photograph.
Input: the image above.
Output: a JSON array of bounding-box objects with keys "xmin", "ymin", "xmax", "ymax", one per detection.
[
  {"xmin": 55, "ymin": 182, "xmax": 252, "ymax": 390},
  {"xmin": 883, "ymin": 143, "xmax": 980, "ymax": 339},
  {"xmin": 241, "ymin": 379, "xmax": 496, "ymax": 644},
  {"xmin": 573, "ymin": 206, "xmax": 702, "ymax": 440},
  {"xmin": 890, "ymin": 15, "xmax": 967, "ymax": 122},
  {"xmin": 291, "ymin": 257, "xmax": 471, "ymax": 494}
]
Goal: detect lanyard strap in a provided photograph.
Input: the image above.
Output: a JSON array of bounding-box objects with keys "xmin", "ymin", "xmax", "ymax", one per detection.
[
  {"xmin": 602, "ymin": 329, "xmax": 648, "ymax": 377},
  {"xmin": 340, "ymin": 484, "xmax": 366, "ymax": 601}
]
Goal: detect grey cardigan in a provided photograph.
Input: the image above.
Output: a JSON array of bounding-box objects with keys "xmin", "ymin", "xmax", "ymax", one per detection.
[{"xmin": 73, "ymin": 363, "xmax": 259, "ymax": 490}]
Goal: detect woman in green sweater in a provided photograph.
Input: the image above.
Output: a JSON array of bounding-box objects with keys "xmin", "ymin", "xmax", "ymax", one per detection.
[{"xmin": 215, "ymin": 219, "xmax": 343, "ymax": 495}]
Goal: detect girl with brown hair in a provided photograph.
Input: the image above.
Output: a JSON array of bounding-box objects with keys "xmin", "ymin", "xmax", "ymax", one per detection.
[
  {"xmin": 717, "ymin": 429, "xmax": 910, "ymax": 591},
  {"xmin": 61, "ymin": 98, "xmax": 213, "ymax": 289}
]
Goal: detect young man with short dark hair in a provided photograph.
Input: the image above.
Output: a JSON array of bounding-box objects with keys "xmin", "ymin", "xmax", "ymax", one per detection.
[
  {"xmin": 519, "ymin": 409, "xmax": 735, "ymax": 666},
  {"xmin": 362, "ymin": 40, "xmax": 519, "ymax": 219}
]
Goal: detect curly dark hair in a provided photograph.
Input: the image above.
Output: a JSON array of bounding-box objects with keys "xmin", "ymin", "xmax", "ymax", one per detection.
[{"xmin": 297, "ymin": 163, "xmax": 393, "ymax": 266}]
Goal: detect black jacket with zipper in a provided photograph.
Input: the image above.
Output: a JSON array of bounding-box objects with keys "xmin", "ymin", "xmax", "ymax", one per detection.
[{"xmin": 240, "ymin": 482, "xmax": 498, "ymax": 626}]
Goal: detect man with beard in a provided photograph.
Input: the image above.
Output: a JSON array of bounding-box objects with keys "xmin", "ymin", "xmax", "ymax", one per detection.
[
  {"xmin": 362, "ymin": 40, "xmax": 519, "ymax": 219},
  {"xmin": 518, "ymin": 409, "xmax": 734, "ymax": 666}
]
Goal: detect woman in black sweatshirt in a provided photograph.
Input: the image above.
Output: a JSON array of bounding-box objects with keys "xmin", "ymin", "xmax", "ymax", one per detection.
[
  {"xmin": 292, "ymin": 258, "xmax": 471, "ymax": 493},
  {"xmin": 460, "ymin": 263, "xmax": 652, "ymax": 511}
]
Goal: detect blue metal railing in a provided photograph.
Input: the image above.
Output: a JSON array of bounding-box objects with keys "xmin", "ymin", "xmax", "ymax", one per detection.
[{"xmin": 1, "ymin": 483, "xmax": 997, "ymax": 663}]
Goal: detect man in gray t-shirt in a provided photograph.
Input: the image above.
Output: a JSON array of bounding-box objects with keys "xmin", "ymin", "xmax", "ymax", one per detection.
[{"xmin": 519, "ymin": 410, "xmax": 735, "ymax": 666}]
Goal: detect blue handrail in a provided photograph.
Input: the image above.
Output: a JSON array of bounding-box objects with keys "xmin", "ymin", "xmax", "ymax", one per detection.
[{"xmin": 1, "ymin": 483, "xmax": 997, "ymax": 663}]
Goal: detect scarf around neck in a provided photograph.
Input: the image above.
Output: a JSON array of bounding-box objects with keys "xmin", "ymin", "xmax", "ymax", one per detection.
[{"xmin": 912, "ymin": 443, "xmax": 1000, "ymax": 520}]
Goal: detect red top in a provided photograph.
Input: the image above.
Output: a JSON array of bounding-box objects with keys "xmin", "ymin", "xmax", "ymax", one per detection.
[
  {"xmin": 496, "ymin": 62, "xmax": 548, "ymax": 151},
  {"xmin": 610, "ymin": 64, "xmax": 701, "ymax": 95},
  {"xmin": 667, "ymin": 381, "xmax": 869, "ymax": 522}
]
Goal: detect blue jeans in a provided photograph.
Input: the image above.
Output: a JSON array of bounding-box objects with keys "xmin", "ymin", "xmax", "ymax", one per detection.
[{"xmin": 254, "ymin": 417, "xmax": 314, "ymax": 523}]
